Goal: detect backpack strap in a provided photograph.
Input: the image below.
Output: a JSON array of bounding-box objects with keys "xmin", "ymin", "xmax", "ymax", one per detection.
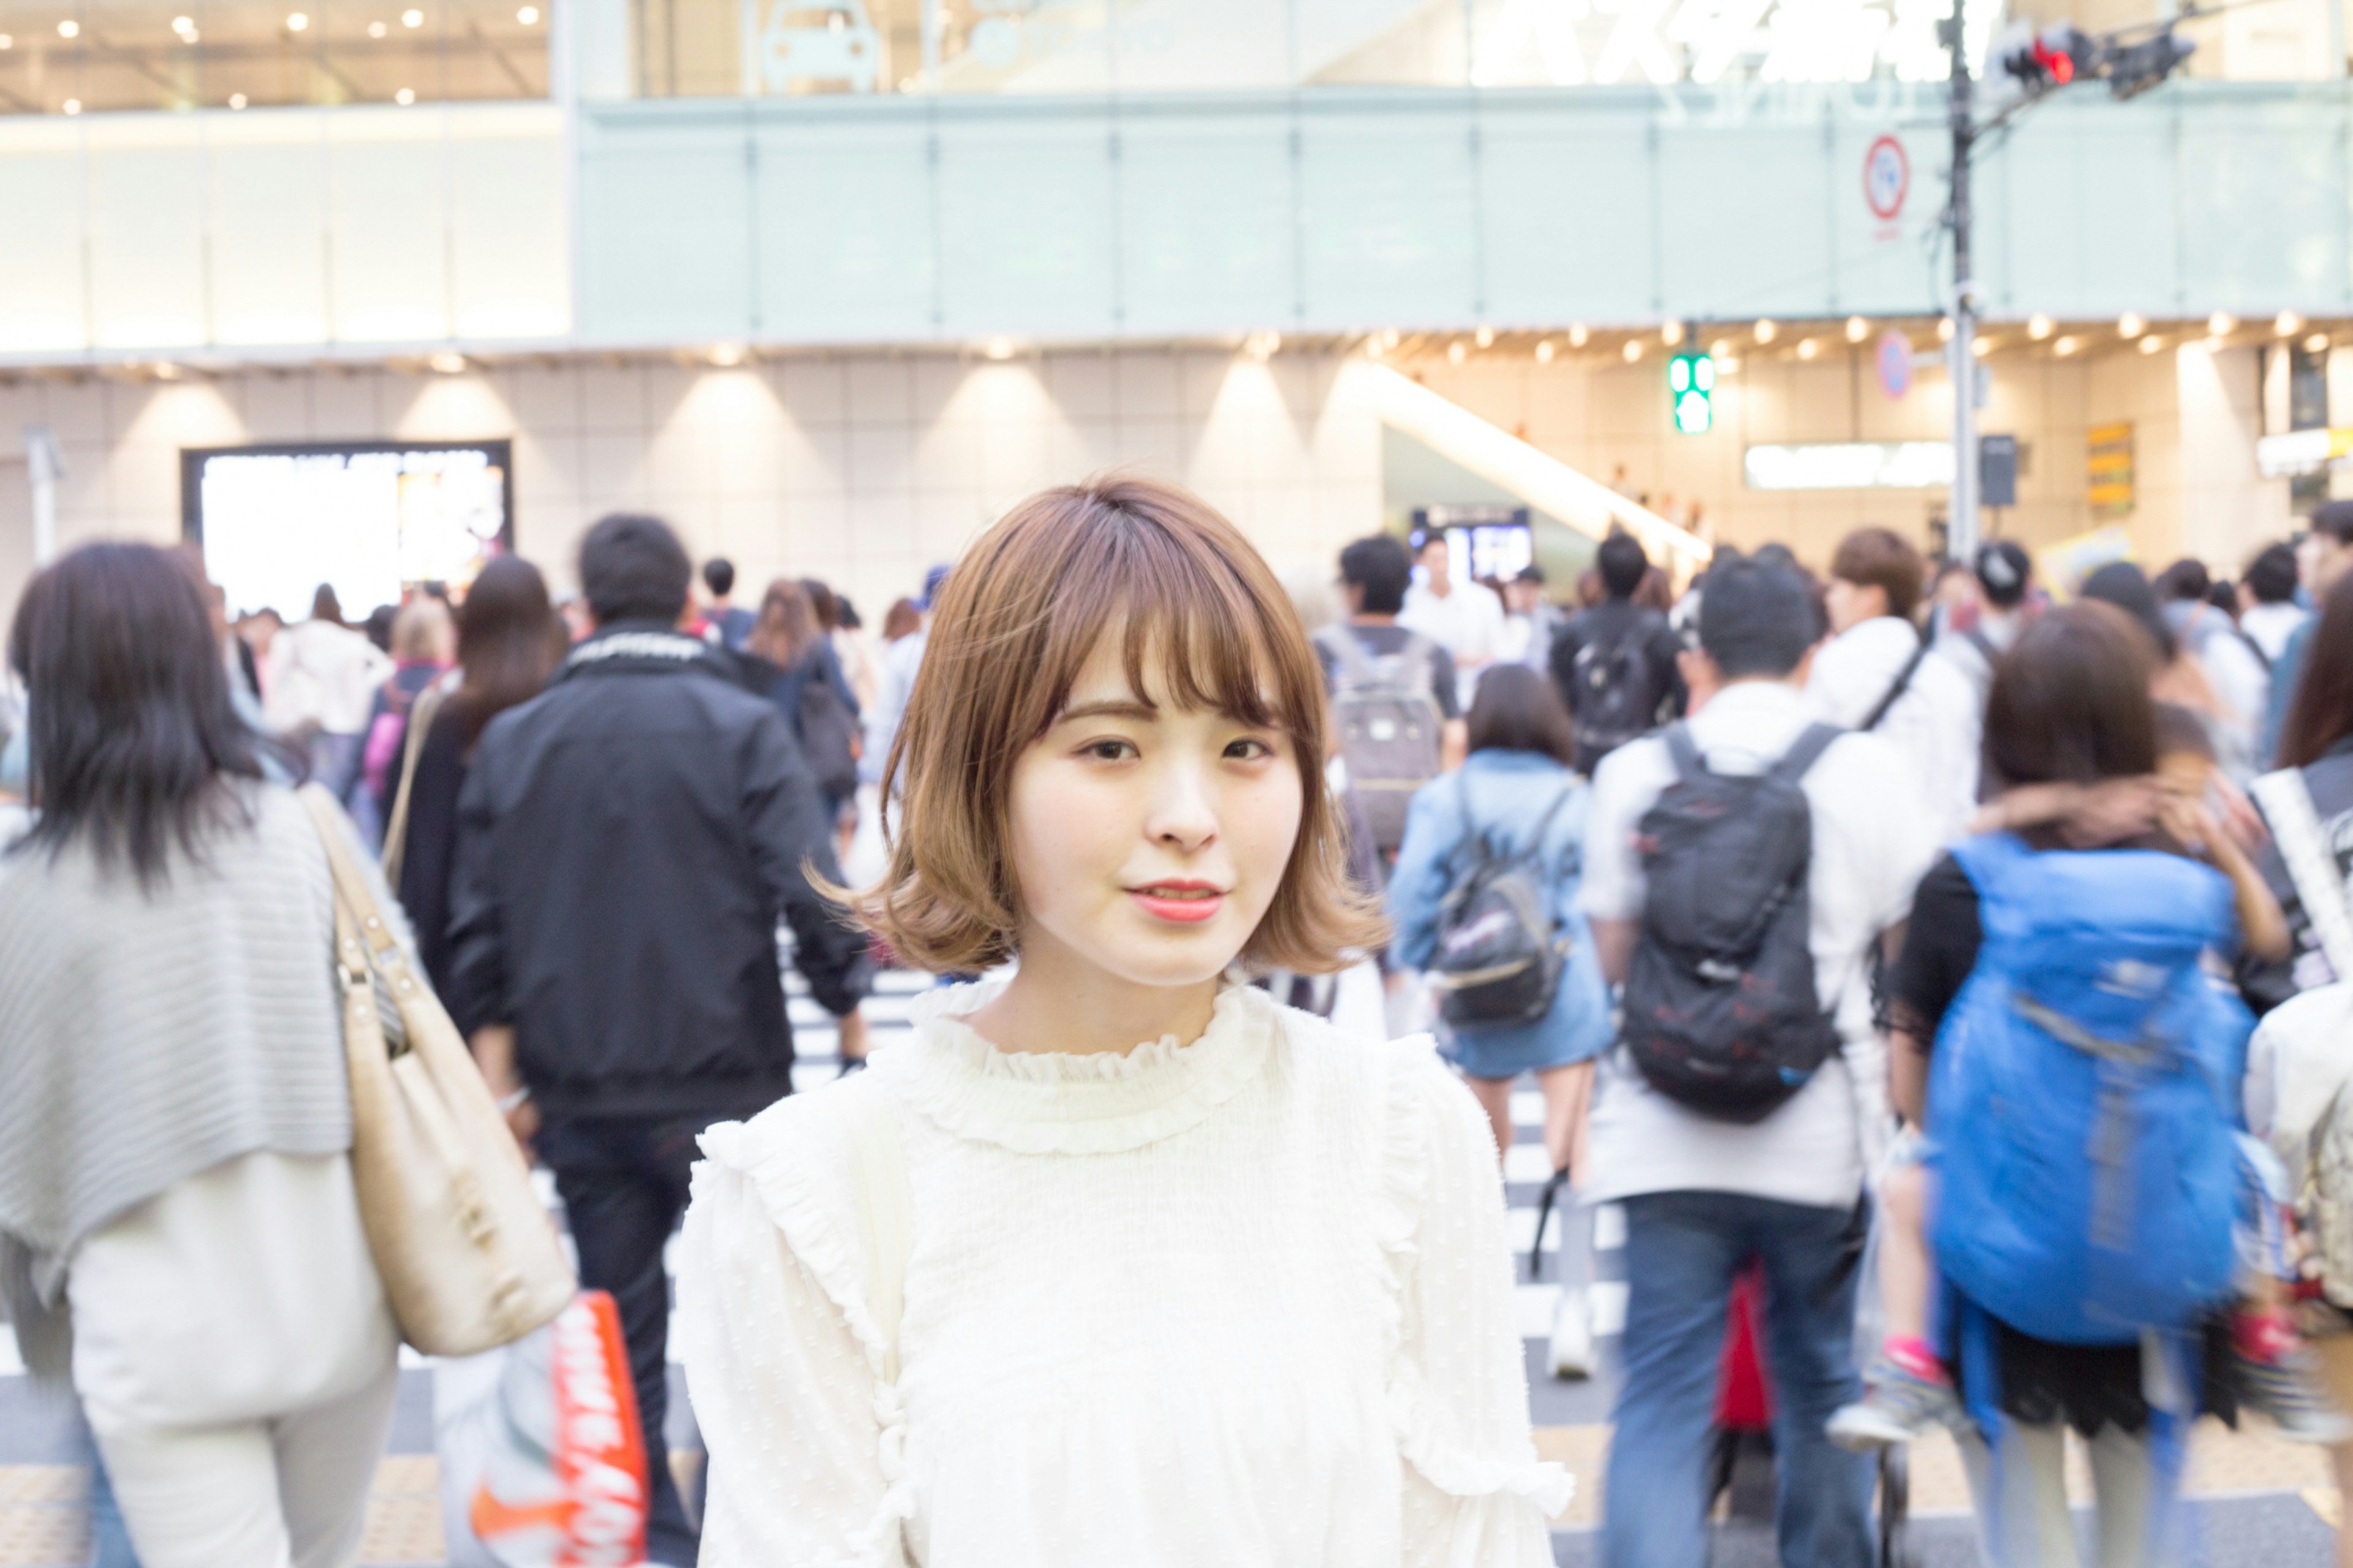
[
  {"xmin": 1767, "ymin": 722, "xmax": 1844, "ymax": 787},
  {"xmin": 1316, "ymin": 624, "xmax": 1377, "ymax": 692},
  {"xmin": 1662, "ymin": 722, "xmax": 1705, "ymax": 783},
  {"xmin": 1396, "ymin": 631, "xmax": 1441, "ymax": 702},
  {"xmin": 1962, "ymin": 626, "xmax": 1997, "ymax": 666},
  {"xmin": 2253, "ymin": 767, "xmax": 2353, "ymax": 981},
  {"xmin": 835, "ymin": 1074, "xmax": 914, "ymax": 1384},
  {"xmin": 1861, "ymin": 638, "xmax": 1930, "ymax": 733}
]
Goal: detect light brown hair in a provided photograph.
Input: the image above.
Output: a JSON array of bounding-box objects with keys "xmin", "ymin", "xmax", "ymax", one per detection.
[
  {"xmin": 1830, "ymin": 526, "xmax": 1927, "ymax": 622},
  {"xmin": 748, "ymin": 578, "xmax": 822, "ymax": 668},
  {"xmin": 846, "ymin": 474, "xmax": 1384, "ymax": 974}
]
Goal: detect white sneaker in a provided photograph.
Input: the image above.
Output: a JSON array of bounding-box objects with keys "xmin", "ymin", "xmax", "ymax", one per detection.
[{"xmin": 1548, "ymin": 1287, "xmax": 1593, "ymax": 1380}]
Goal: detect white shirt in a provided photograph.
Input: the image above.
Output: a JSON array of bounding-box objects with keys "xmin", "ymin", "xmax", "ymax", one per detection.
[
  {"xmin": 863, "ymin": 628, "xmax": 927, "ymax": 786},
  {"xmin": 1400, "ymin": 581, "xmax": 1507, "ymax": 708},
  {"xmin": 263, "ymin": 619, "xmax": 393, "ymax": 736},
  {"xmin": 1577, "ymin": 681, "xmax": 1937, "ymax": 1210},
  {"xmin": 1806, "ymin": 616, "xmax": 1982, "ymax": 846},
  {"xmin": 2242, "ymin": 601, "xmax": 2309, "ymax": 665},
  {"xmin": 676, "ymin": 982, "xmax": 1569, "ymax": 1568}
]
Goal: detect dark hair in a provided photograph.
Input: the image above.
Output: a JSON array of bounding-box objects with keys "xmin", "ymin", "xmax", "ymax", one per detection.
[
  {"xmin": 580, "ymin": 513, "xmax": 692, "ymax": 626},
  {"xmin": 1634, "ymin": 566, "xmax": 1673, "ymax": 613},
  {"xmin": 311, "ymin": 583, "xmax": 345, "ymax": 625},
  {"xmin": 2153, "ymin": 558, "xmax": 2211, "ymax": 605},
  {"xmin": 1597, "ymin": 533, "xmax": 1650, "ymax": 598},
  {"xmin": 1830, "ymin": 527, "xmax": 1926, "ymax": 622},
  {"xmin": 7, "ymin": 544, "xmax": 267, "ymax": 885},
  {"xmin": 452, "ymin": 555, "xmax": 563, "ymax": 749},
  {"xmin": 837, "ymin": 596, "xmax": 862, "ymax": 631},
  {"xmin": 1982, "ymin": 602, "xmax": 2159, "ymax": 787},
  {"xmin": 363, "ymin": 603, "xmax": 396, "ymax": 653},
  {"xmin": 883, "ymin": 596, "xmax": 923, "ymax": 642},
  {"xmin": 702, "ymin": 557, "xmax": 737, "ymax": 597},
  {"xmin": 2278, "ymin": 573, "xmax": 2353, "ymax": 768},
  {"xmin": 1974, "ymin": 540, "xmax": 2032, "ymax": 608},
  {"xmin": 2078, "ymin": 561, "xmax": 2178, "ymax": 664},
  {"xmin": 1465, "ymin": 664, "xmax": 1577, "ymax": 765},
  {"xmin": 1697, "ymin": 558, "xmax": 1815, "ymax": 679},
  {"xmin": 800, "ymin": 578, "xmax": 843, "ymax": 632},
  {"xmin": 2316, "ymin": 499, "xmax": 2353, "ymax": 548},
  {"xmin": 748, "ymin": 578, "xmax": 822, "ymax": 668},
  {"xmin": 1338, "ymin": 535, "xmax": 1413, "ymax": 616},
  {"xmin": 2246, "ymin": 542, "xmax": 2300, "ymax": 604},
  {"xmin": 2206, "ymin": 580, "xmax": 2239, "ymax": 618}
]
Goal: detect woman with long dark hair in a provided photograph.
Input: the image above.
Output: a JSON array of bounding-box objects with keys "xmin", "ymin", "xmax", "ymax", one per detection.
[
  {"xmin": 390, "ymin": 555, "xmax": 565, "ymax": 1001},
  {"xmin": 1385, "ymin": 663, "xmax": 1614, "ymax": 1379},
  {"xmin": 0, "ymin": 543, "xmax": 402, "ymax": 1568}
]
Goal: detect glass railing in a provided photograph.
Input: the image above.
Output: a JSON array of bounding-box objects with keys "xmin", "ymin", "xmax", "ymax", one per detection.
[{"xmin": 0, "ymin": 0, "xmax": 547, "ymax": 113}]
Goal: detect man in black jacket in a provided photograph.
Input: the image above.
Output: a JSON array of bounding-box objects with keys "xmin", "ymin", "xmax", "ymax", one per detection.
[
  {"xmin": 1548, "ymin": 531, "xmax": 1689, "ymax": 775},
  {"xmin": 447, "ymin": 513, "xmax": 871, "ymax": 1565}
]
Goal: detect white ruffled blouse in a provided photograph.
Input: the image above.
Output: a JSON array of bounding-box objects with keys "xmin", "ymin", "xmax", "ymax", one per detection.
[{"xmin": 675, "ymin": 981, "xmax": 1571, "ymax": 1567}]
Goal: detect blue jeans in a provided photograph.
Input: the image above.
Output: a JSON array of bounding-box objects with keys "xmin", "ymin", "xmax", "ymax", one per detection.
[{"xmin": 1602, "ymin": 1190, "xmax": 1874, "ymax": 1568}]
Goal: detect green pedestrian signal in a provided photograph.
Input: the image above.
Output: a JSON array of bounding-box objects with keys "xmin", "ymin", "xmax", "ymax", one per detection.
[{"xmin": 1668, "ymin": 350, "xmax": 1715, "ymax": 434}]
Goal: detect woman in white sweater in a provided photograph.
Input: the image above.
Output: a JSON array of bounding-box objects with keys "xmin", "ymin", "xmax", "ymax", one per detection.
[
  {"xmin": 676, "ymin": 477, "xmax": 1571, "ymax": 1566},
  {"xmin": 0, "ymin": 544, "xmax": 400, "ymax": 1568}
]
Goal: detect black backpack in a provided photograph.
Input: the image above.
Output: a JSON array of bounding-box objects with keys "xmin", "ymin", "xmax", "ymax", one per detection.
[
  {"xmin": 1620, "ymin": 722, "xmax": 1843, "ymax": 1122},
  {"xmin": 796, "ymin": 668, "xmax": 860, "ymax": 802},
  {"xmin": 1569, "ymin": 611, "xmax": 1671, "ymax": 769},
  {"xmin": 1428, "ymin": 780, "xmax": 1575, "ymax": 1030}
]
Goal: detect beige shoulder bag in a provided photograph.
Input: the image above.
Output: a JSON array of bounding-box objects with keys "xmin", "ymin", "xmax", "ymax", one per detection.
[{"xmin": 300, "ymin": 785, "xmax": 577, "ymax": 1356}]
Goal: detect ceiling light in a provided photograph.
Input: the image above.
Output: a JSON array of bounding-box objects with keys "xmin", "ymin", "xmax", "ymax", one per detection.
[
  {"xmin": 1534, "ymin": 339, "xmax": 1554, "ymax": 363},
  {"xmin": 1709, "ymin": 338, "xmax": 1732, "ymax": 360},
  {"xmin": 368, "ymin": 19, "xmax": 387, "ymax": 35},
  {"xmin": 708, "ymin": 342, "xmax": 745, "ymax": 367},
  {"xmin": 1245, "ymin": 329, "xmax": 1281, "ymax": 361},
  {"xmin": 1364, "ymin": 335, "xmax": 1385, "ymax": 359},
  {"xmin": 2053, "ymin": 335, "xmax": 2078, "ymax": 356},
  {"xmin": 395, "ymin": 86, "xmax": 415, "ymax": 104},
  {"xmin": 286, "ymin": 12, "xmax": 308, "ymax": 29},
  {"xmin": 2276, "ymin": 311, "xmax": 2303, "ymax": 337},
  {"xmin": 1567, "ymin": 323, "xmax": 1588, "ymax": 348},
  {"xmin": 2028, "ymin": 312, "xmax": 2054, "ymax": 339},
  {"xmin": 228, "ymin": 91, "xmax": 247, "ymax": 107},
  {"xmin": 62, "ymin": 97, "xmax": 80, "ymax": 113},
  {"xmin": 1474, "ymin": 325, "xmax": 1494, "ymax": 349},
  {"xmin": 1447, "ymin": 341, "xmax": 1466, "ymax": 365},
  {"xmin": 172, "ymin": 14, "xmax": 194, "ymax": 31},
  {"xmin": 2208, "ymin": 311, "xmax": 2237, "ymax": 337},
  {"xmin": 401, "ymin": 7, "xmax": 423, "ymax": 24},
  {"xmin": 1972, "ymin": 336, "xmax": 1993, "ymax": 358},
  {"xmin": 2139, "ymin": 335, "xmax": 2164, "ymax": 355},
  {"xmin": 428, "ymin": 350, "xmax": 466, "ymax": 374},
  {"xmin": 153, "ymin": 362, "xmax": 182, "ymax": 381},
  {"xmin": 1937, "ymin": 317, "xmax": 1955, "ymax": 342},
  {"xmin": 2118, "ymin": 311, "xmax": 2146, "ymax": 338},
  {"xmin": 1623, "ymin": 339, "xmax": 1643, "ymax": 363},
  {"xmin": 178, "ymin": 26, "xmax": 198, "ymax": 39},
  {"xmin": 2307, "ymin": 332, "xmax": 2332, "ymax": 354},
  {"xmin": 1379, "ymin": 327, "xmax": 1400, "ymax": 350},
  {"xmin": 1716, "ymin": 355, "xmax": 1741, "ymax": 374},
  {"xmin": 0, "ymin": 34, "xmax": 13, "ymax": 47},
  {"xmin": 516, "ymin": 4, "xmax": 538, "ymax": 19},
  {"xmin": 983, "ymin": 336, "xmax": 1015, "ymax": 360},
  {"xmin": 56, "ymin": 18, "xmax": 78, "ymax": 37},
  {"xmin": 1846, "ymin": 316, "xmax": 1869, "ymax": 343},
  {"xmin": 1662, "ymin": 321, "xmax": 1685, "ymax": 347},
  {"xmin": 1796, "ymin": 338, "xmax": 1819, "ymax": 360},
  {"xmin": 1753, "ymin": 319, "xmax": 1776, "ymax": 344}
]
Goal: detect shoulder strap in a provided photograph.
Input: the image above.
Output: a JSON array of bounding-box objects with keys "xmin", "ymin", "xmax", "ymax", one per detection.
[
  {"xmin": 2253, "ymin": 768, "xmax": 2353, "ymax": 980},
  {"xmin": 835, "ymin": 1073, "xmax": 914, "ymax": 1384},
  {"xmin": 1317, "ymin": 624, "xmax": 1376, "ymax": 687},
  {"xmin": 1860, "ymin": 639, "xmax": 1930, "ymax": 732},
  {"xmin": 379, "ymin": 681, "xmax": 447, "ymax": 890},
  {"xmin": 1767, "ymin": 722, "xmax": 1844, "ymax": 786},
  {"xmin": 1663, "ymin": 722, "xmax": 1704, "ymax": 782},
  {"xmin": 1963, "ymin": 626, "xmax": 1996, "ymax": 664}
]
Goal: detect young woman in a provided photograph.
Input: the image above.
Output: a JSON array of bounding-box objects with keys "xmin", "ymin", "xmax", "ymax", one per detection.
[
  {"xmin": 1385, "ymin": 664, "xmax": 1613, "ymax": 1379},
  {"xmin": 677, "ymin": 476, "xmax": 1571, "ymax": 1566},
  {"xmin": 391, "ymin": 555, "xmax": 565, "ymax": 1002},
  {"xmin": 745, "ymin": 577, "xmax": 863, "ymax": 827},
  {"xmin": 358, "ymin": 594, "xmax": 457, "ymax": 827},
  {"xmin": 0, "ymin": 544, "xmax": 403, "ymax": 1568}
]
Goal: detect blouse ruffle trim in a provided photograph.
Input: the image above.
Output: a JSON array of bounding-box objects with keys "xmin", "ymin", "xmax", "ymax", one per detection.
[
  {"xmin": 697, "ymin": 1115, "xmax": 916, "ymax": 1561},
  {"xmin": 884, "ymin": 979, "xmax": 1277, "ymax": 1154},
  {"xmin": 1374, "ymin": 1034, "xmax": 1577, "ymax": 1521}
]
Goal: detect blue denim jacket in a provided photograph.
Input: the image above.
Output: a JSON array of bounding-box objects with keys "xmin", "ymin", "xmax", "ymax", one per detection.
[{"xmin": 1387, "ymin": 748, "xmax": 1615, "ymax": 1068}]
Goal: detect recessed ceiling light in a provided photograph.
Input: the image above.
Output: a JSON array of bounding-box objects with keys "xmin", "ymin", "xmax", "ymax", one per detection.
[
  {"xmin": 2028, "ymin": 312, "xmax": 2055, "ymax": 339},
  {"xmin": 1379, "ymin": 328, "xmax": 1400, "ymax": 350},
  {"xmin": 1709, "ymin": 338, "xmax": 1732, "ymax": 360},
  {"xmin": 516, "ymin": 4, "xmax": 538, "ymax": 21},
  {"xmin": 1245, "ymin": 329, "xmax": 1281, "ymax": 361},
  {"xmin": 1474, "ymin": 325, "xmax": 1494, "ymax": 349},
  {"xmin": 286, "ymin": 12, "xmax": 308, "ymax": 30},
  {"xmin": 1534, "ymin": 339, "xmax": 1554, "ymax": 363},
  {"xmin": 153, "ymin": 362, "xmax": 182, "ymax": 381},
  {"xmin": 1937, "ymin": 317, "xmax": 1955, "ymax": 341},
  {"xmin": 2306, "ymin": 332, "xmax": 2332, "ymax": 354},
  {"xmin": 1796, "ymin": 338, "xmax": 1819, "ymax": 360},
  {"xmin": 2053, "ymin": 335, "xmax": 2078, "ymax": 356},
  {"xmin": 1846, "ymin": 316, "xmax": 1869, "ymax": 343},
  {"xmin": 428, "ymin": 350, "xmax": 466, "ymax": 374},
  {"xmin": 1972, "ymin": 336, "xmax": 1993, "ymax": 358},
  {"xmin": 401, "ymin": 7, "xmax": 423, "ymax": 25},
  {"xmin": 1623, "ymin": 339, "xmax": 1643, "ymax": 363},
  {"xmin": 2208, "ymin": 311, "xmax": 2237, "ymax": 337},
  {"xmin": 1567, "ymin": 323, "xmax": 1588, "ymax": 348},
  {"xmin": 2139, "ymin": 335, "xmax": 2164, "ymax": 355},
  {"xmin": 172, "ymin": 15, "xmax": 194, "ymax": 31},
  {"xmin": 1662, "ymin": 321, "xmax": 1684, "ymax": 346},
  {"xmin": 1447, "ymin": 341, "xmax": 1467, "ymax": 365},
  {"xmin": 708, "ymin": 342, "xmax": 745, "ymax": 367},
  {"xmin": 57, "ymin": 18, "xmax": 78, "ymax": 37},
  {"xmin": 1753, "ymin": 319, "xmax": 1776, "ymax": 344},
  {"xmin": 2118, "ymin": 311, "xmax": 2146, "ymax": 338},
  {"xmin": 0, "ymin": 33, "xmax": 14, "ymax": 47},
  {"xmin": 368, "ymin": 20, "xmax": 387, "ymax": 36},
  {"xmin": 2278, "ymin": 311, "xmax": 2303, "ymax": 337},
  {"xmin": 395, "ymin": 86, "xmax": 415, "ymax": 104},
  {"xmin": 228, "ymin": 91, "xmax": 248, "ymax": 107},
  {"xmin": 63, "ymin": 97, "xmax": 81, "ymax": 113},
  {"xmin": 982, "ymin": 336, "xmax": 1015, "ymax": 361}
]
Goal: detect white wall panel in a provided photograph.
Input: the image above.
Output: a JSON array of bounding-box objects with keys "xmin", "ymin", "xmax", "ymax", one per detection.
[
  {"xmin": 753, "ymin": 113, "xmax": 936, "ymax": 342},
  {"xmin": 1480, "ymin": 101, "xmax": 1653, "ymax": 326},
  {"xmin": 85, "ymin": 121, "xmax": 209, "ymax": 349},
  {"xmin": 1117, "ymin": 107, "xmax": 1295, "ymax": 335},
  {"xmin": 1659, "ymin": 120, "xmax": 1828, "ymax": 319},
  {"xmin": 1297, "ymin": 100, "xmax": 1477, "ymax": 327},
  {"xmin": 451, "ymin": 107, "xmax": 572, "ymax": 339},
  {"xmin": 208, "ymin": 115, "xmax": 332, "ymax": 347},
  {"xmin": 330, "ymin": 110, "xmax": 452, "ymax": 341},
  {"xmin": 576, "ymin": 108, "xmax": 752, "ymax": 344},
  {"xmin": 934, "ymin": 113, "xmax": 1117, "ymax": 335},
  {"xmin": 0, "ymin": 118, "xmax": 89, "ymax": 354}
]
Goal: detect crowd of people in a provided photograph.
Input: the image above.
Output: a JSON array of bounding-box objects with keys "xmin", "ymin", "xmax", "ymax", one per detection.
[{"xmin": 1, "ymin": 480, "xmax": 2352, "ymax": 1568}]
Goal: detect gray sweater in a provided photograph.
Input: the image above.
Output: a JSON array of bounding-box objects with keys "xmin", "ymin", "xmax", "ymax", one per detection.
[{"xmin": 0, "ymin": 783, "xmax": 400, "ymax": 1375}]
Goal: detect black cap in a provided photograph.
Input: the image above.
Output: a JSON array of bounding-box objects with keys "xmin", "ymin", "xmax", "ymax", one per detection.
[{"xmin": 1974, "ymin": 540, "xmax": 2032, "ymax": 608}]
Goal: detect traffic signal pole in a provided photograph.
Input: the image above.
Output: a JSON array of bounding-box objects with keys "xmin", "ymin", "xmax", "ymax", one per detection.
[{"xmin": 1945, "ymin": 15, "xmax": 1982, "ymax": 565}]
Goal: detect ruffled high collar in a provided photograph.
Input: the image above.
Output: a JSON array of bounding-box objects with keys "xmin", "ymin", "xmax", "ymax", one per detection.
[{"xmin": 879, "ymin": 979, "xmax": 1278, "ymax": 1155}]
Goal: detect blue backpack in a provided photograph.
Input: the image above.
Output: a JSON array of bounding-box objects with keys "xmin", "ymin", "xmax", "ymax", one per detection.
[{"xmin": 1928, "ymin": 832, "xmax": 2251, "ymax": 1346}]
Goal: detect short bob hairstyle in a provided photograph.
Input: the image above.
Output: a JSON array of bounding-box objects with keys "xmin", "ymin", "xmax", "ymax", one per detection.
[
  {"xmin": 847, "ymin": 474, "xmax": 1384, "ymax": 975},
  {"xmin": 1982, "ymin": 601, "xmax": 2159, "ymax": 789},
  {"xmin": 1829, "ymin": 526, "xmax": 1926, "ymax": 623}
]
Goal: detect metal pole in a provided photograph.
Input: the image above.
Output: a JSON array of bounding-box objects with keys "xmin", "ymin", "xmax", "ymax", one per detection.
[
  {"xmin": 24, "ymin": 426, "xmax": 60, "ymax": 569},
  {"xmin": 1946, "ymin": 15, "xmax": 1981, "ymax": 564}
]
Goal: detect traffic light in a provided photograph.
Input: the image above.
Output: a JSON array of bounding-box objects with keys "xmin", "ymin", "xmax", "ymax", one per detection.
[
  {"xmin": 1668, "ymin": 350, "xmax": 1714, "ymax": 434},
  {"xmin": 2105, "ymin": 28, "xmax": 2195, "ymax": 98},
  {"xmin": 1999, "ymin": 23, "xmax": 2096, "ymax": 88}
]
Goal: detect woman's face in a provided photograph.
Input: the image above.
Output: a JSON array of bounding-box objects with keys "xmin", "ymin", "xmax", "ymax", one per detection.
[{"xmin": 1002, "ymin": 628, "xmax": 1303, "ymax": 994}]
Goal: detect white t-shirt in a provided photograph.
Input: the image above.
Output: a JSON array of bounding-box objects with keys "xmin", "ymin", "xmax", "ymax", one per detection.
[
  {"xmin": 1400, "ymin": 581, "xmax": 1507, "ymax": 708},
  {"xmin": 1577, "ymin": 680, "xmax": 1938, "ymax": 1211},
  {"xmin": 1807, "ymin": 615, "xmax": 1982, "ymax": 847},
  {"xmin": 2242, "ymin": 602, "xmax": 2309, "ymax": 665}
]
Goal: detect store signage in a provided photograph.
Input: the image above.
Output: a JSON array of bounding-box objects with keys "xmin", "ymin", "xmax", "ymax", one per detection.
[
  {"xmin": 1876, "ymin": 329, "xmax": 1914, "ymax": 398},
  {"xmin": 1471, "ymin": 0, "xmax": 1999, "ymax": 87},
  {"xmin": 1744, "ymin": 441, "xmax": 1953, "ymax": 490},
  {"xmin": 2256, "ymin": 426, "xmax": 2353, "ymax": 479},
  {"xmin": 2087, "ymin": 422, "xmax": 2135, "ymax": 517}
]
